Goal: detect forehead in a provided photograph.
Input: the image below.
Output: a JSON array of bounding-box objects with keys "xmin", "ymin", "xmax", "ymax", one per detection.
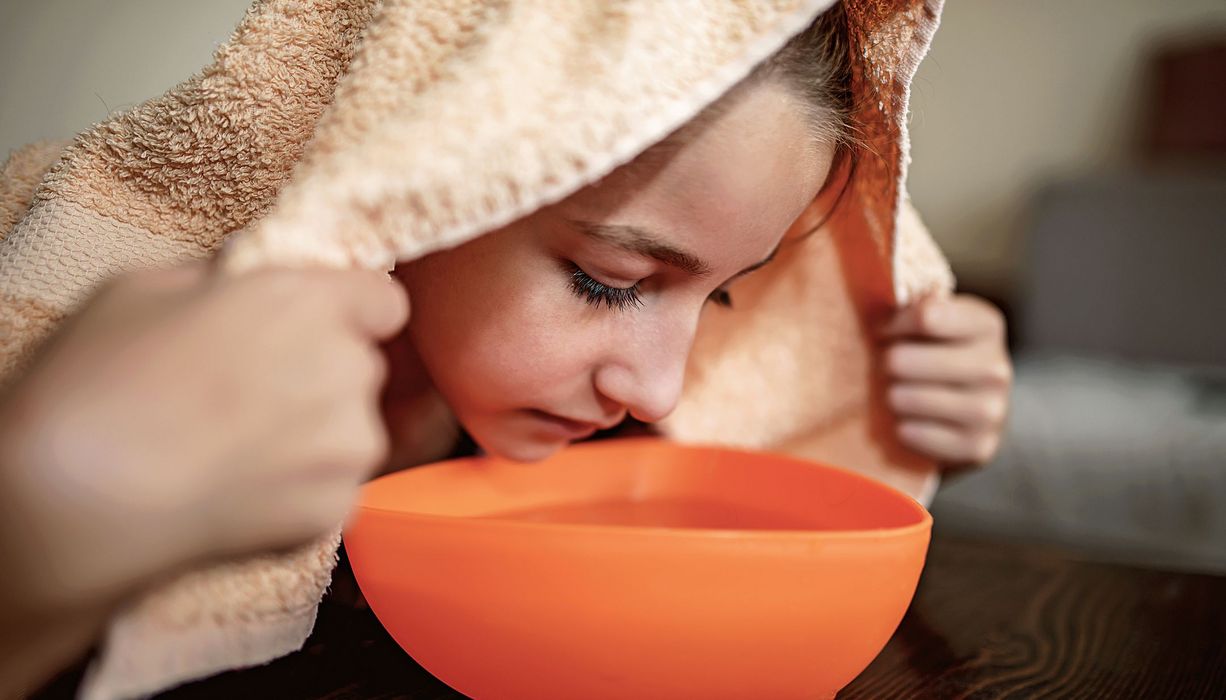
[{"xmin": 559, "ymin": 80, "xmax": 833, "ymax": 270}]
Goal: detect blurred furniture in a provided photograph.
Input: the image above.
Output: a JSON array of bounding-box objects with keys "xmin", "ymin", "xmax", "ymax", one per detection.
[
  {"xmin": 934, "ymin": 170, "xmax": 1226, "ymax": 573},
  {"xmin": 1022, "ymin": 32, "xmax": 1226, "ymax": 366},
  {"xmin": 1020, "ymin": 172, "xmax": 1226, "ymax": 369},
  {"xmin": 934, "ymin": 355, "xmax": 1226, "ymax": 574},
  {"xmin": 933, "ymin": 113, "xmax": 1226, "ymax": 568},
  {"xmin": 1144, "ymin": 38, "xmax": 1226, "ymax": 161}
]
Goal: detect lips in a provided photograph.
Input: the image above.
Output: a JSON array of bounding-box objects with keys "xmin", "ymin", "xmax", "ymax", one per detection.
[{"xmin": 527, "ymin": 409, "xmax": 618, "ymax": 438}]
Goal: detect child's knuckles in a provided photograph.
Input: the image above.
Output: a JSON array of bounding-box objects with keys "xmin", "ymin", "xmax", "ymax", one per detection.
[
  {"xmin": 899, "ymin": 419, "xmax": 936, "ymax": 442},
  {"xmin": 237, "ymin": 267, "xmax": 310, "ymax": 308},
  {"xmin": 979, "ymin": 396, "xmax": 1008, "ymax": 426},
  {"xmin": 884, "ymin": 345, "xmax": 913, "ymax": 376},
  {"xmin": 985, "ymin": 309, "xmax": 1007, "ymax": 341},
  {"xmin": 918, "ymin": 300, "xmax": 947, "ymax": 335},
  {"xmin": 896, "ymin": 421, "xmax": 922, "ymax": 448},
  {"xmin": 353, "ymin": 343, "xmax": 390, "ymax": 390},
  {"xmin": 895, "ymin": 303, "xmax": 922, "ymax": 329},
  {"xmin": 344, "ymin": 412, "xmax": 391, "ymax": 475},
  {"xmin": 982, "ymin": 359, "xmax": 1013, "ymax": 387},
  {"xmin": 367, "ymin": 411, "xmax": 392, "ymax": 457},
  {"xmin": 968, "ymin": 297, "xmax": 1006, "ymax": 337},
  {"xmin": 324, "ymin": 340, "xmax": 387, "ymax": 392},
  {"xmin": 298, "ymin": 488, "xmax": 358, "ymax": 536},
  {"xmin": 964, "ymin": 401, "xmax": 989, "ymax": 427},
  {"xmin": 302, "ymin": 406, "xmax": 387, "ymax": 479},
  {"xmin": 887, "ymin": 384, "xmax": 911, "ymax": 411},
  {"xmin": 970, "ymin": 433, "xmax": 1000, "ymax": 464},
  {"xmin": 988, "ymin": 302, "xmax": 1006, "ymax": 328},
  {"xmin": 321, "ymin": 440, "xmax": 382, "ymax": 483}
]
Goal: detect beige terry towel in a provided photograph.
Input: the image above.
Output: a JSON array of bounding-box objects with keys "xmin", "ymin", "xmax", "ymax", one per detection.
[{"xmin": 0, "ymin": 0, "xmax": 951, "ymax": 697}]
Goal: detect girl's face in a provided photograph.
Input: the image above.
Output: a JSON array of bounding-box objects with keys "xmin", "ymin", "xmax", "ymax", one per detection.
[{"xmin": 399, "ymin": 80, "xmax": 835, "ymax": 460}]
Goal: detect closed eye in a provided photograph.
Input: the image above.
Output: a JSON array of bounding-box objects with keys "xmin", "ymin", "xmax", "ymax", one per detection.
[
  {"xmin": 565, "ymin": 263, "xmax": 734, "ymax": 310},
  {"xmin": 567, "ymin": 264, "xmax": 643, "ymax": 310}
]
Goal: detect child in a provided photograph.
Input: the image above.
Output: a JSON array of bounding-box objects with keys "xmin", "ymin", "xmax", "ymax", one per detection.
[
  {"xmin": 380, "ymin": 4, "xmax": 1009, "ymax": 473},
  {"xmin": 0, "ymin": 0, "xmax": 1010, "ymax": 695}
]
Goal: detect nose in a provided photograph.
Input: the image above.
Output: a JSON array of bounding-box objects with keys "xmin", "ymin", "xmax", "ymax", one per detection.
[{"xmin": 592, "ymin": 312, "xmax": 697, "ymax": 424}]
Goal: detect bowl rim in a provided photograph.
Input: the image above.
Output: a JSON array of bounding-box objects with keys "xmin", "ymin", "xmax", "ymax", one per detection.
[{"xmin": 352, "ymin": 439, "xmax": 934, "ymax": 542}]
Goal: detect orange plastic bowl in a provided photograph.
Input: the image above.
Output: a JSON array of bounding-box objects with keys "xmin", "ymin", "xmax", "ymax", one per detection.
[{"xmin": 344, "ymin": 438, "xmax": 930, "ymax": 699}]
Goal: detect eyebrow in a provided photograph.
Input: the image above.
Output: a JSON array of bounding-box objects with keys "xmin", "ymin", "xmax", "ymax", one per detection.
[
  {"xmin": 568, "ymin": 219, "xmax": 778, "ymax": 280},
  {"xmin": 569, "ymin": 220, "xmax": 712, "ymax": 277}
]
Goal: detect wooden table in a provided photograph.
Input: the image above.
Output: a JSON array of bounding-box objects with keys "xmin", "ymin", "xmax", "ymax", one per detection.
[
  {"xmin": 36, "ymin": 536, "xmax": 1226, "ymax": 699},
  {"xmin": 840, "ymin": 538, "xmax": 1226, "ymax": 699}
]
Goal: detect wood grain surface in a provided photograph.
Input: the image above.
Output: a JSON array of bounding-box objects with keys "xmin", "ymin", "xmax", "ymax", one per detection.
[
  {"xmin": 840, "ymin": 538, "xmax": 1226, "ymax": 699},
  {"xmin": 32, "ymin": 536, "xmax": 1226, "ymax": 699}
]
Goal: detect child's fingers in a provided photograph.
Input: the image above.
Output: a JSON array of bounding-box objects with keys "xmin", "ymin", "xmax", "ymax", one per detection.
[
  {"xmin": 307, "ymin": 269, "xmax": 411, "ymax": 340},
  {"xmin": 879, "ymin": 294, "xmax": 1005, "ymax": 342},
  {"xmin": 897, "ymin": 420, "xmax": 1001, "ymax": 466},
  {"xmin": 887, "ymin": 383, "xmax": 1008, "ymax": 429},
  {"xmin": 884, "ymin": 341, "xmax": 1013, "ymax": 386}
]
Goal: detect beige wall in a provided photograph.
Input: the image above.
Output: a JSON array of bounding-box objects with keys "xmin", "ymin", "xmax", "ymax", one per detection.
[
  {"xmin": 3, "ymin": 1, "xmax": 1225, "ymax": 294},
  {"xmin": 0, "ymin": 0, "xmax": 251, "ymax": 153}
]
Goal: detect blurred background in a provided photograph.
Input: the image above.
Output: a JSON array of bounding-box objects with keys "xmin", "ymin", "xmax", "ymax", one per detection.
[{"xmin": 2, "ymin": 1, "xmax": 1224, "ymax": 571}]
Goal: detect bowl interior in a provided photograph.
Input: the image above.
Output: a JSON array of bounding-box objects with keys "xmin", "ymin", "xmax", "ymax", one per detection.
[{"xmin": 358, "ymin": 438, "xmax": 928, "ymax": 534}]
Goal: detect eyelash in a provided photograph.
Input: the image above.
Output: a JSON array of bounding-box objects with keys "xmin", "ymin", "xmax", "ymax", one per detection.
[
  {"xmin": 567, "ymin": 265, "xmax": 643, "ymax": 310},
  {"xmin": 566, "ymin": 264, "xmax": 733, "ymax": 310}
]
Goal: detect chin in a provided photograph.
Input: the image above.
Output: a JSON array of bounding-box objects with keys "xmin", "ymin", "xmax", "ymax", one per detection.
[{"xmin": 472, "ymin": 430, "xmax": 567, "ymax": 463}]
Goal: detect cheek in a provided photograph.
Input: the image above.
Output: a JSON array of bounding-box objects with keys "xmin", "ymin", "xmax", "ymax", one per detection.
[{"xmin": 403, "ymin": 245, "xmax": 603, "ymax": 414}]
